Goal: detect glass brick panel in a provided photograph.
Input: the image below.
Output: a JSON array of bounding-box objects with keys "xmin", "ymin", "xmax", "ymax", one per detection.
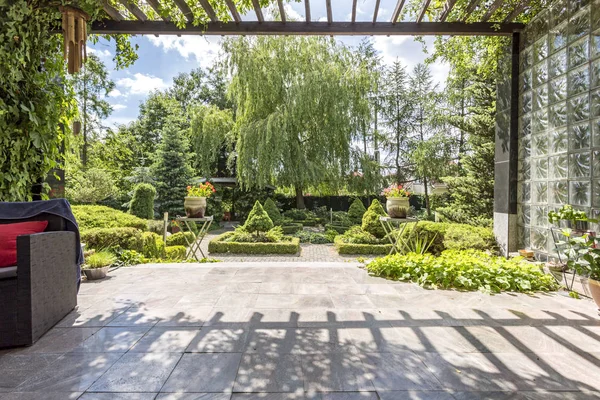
[
  {"xmin": 532, "ymin": 134, "xmax": 549, "ymax": 157},
  {"xmin": 550, "ymin": 154, "xmax": 569, "ymax": 178},
  {"xmin": 570, "ymin": 0, "xmax": 590, "ymax": 14},
  {"xmin": 569, "ymin": 151, "xmax": 591, "ymax": 177},
  {"xmin": 532, "ymin": 109, "xmax": 549, "ymax": 133},
  {"xmin": 534, "ymin": 61, "xmax": 549, "ymax": 86},
  {"xmin": 534, "ymin": 84, "xmax": 549, "ymax": 111},
  {"xmin": 549, "ymin": 101, "xmax": 568, "ymax": 128},
  {"xmin": 569, "ymin": 122, "xmax": 592, "ymax": 149},
  {"xmin": 570, "ymin": 180, "xmax": 592, "ymax": 205},
  {"xmin": 519, "ymin": 227, "xmax": 531, "ymax": 248},
  {"xmin": 550, "ymin": 180, "xmax": 569, "ymax": 204},
  {"xmin": 519, "ymin": 115, "xmax": 532, "ymax": 137},
  {"xmin": 533, "ymin": 181, "xmax": 548, "ymax": 203},
  {"xmin": 521, "ymin": 48, "xmax": 533, "ymax": 71},
  {"xmin": 592, "ymin": 88, "xmax": 600, "ymax": 117},
  {"xmin": 593, "ymin": 180, "xmax": 600, "ymax": 207},
  {"xmin": 519, "ymin": 135, "xmax": 531, "ymax": 159},
  {"xmin": 550, "ymin": 128, "xmax": 568, "ymax": 153},
  {"xmin": 550, "ymin": 22, "xmax": 569, "ymax": 53},
  {"xmin": 593, "ymin": 29, "xmax": 600, "ymax": 58},
  {"xmin": 552, "ymin": 0, "xmax": 569, "ymax": 27},
  {"xmin": 521, "ymin": 91, "xmax": 532, "ymax": 115},
  {"xmin": 549, "ymin": 50, "xmax": 567, "ymax": 78},
  {"xmin": 569, "ymin": 37, "xmax": 590, "ymax": 68},
  {"xmin": 534, "ymin": 37, "xmax": 549, "ymax": 63},
  {"xmin": 568, "ymin": 94, "xmax": 590, "ymax": 122},
  {"xmin": 521, "ymin": 70, "xmax": 533, "ymax": 93},
  {"xmin": 570, "ymin": 8, "xmax": 590, "ymax": 43},
  {"xmin": 593, "ymin": 150, "xmax": 600, "ymax": 177},
  {"xmin": 518, "ymin": 181, "xmax": 531, "ymax": 203},
  {"xmin": 519, "ymin": 159, "xmax": 531, "ymax": 181},
  {"xmin": 533, "ymin": 158, "xmax": 549, "ymax": 179},
  {"xmin": 549, "ymin": 76, "xmax": 568, "ymax": 103},
  {"xmin": 518, "ymin": 204, "xmax": 531, "ymax": 226},
  {"xmin": 568, "ymin": 65, "xmax": 590, "ymax": 96},
  {"xmin": 532, "ymin": 205, "xmax": 548, "ymax": 227},
  {"xmin": 531, "ymin": 228, "xmax": 548, "ymax": 251},
  {"xmin": 592, "ymin": 1, "xmax": 600, "ymax": 28},
  {"xmin": 593, "ymin": 118, "xmax": 600, "ymax": 146},
  {"xmin": 592, "ymin": 59, "xmax": 600, "ymax": 88}
]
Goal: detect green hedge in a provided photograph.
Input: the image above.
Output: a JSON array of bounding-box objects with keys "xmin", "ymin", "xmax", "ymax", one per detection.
[
  {"xmin": 81, "ymin": 227, "xmax": 143, "ymax": 252},
  {"xmin": 299, "ymin": 219, "xmax": 319, "ymax": 227},
  {"xmin": 400, "ymin": 221, "xmax": 496, "ymax": 255},
  {"xmin": 209, "ymin": 232, "xmax": 300, "ymax": 254},
  {"xmin": 325, "ymin": 224, "xmax": 352, "ymax": 234},
  {"xmin": 129, "ymin": 183, "xmax": 156, "ymax": 220},
  {"xmin": 166, "ymin": 231, "xmax": 195, "ymax": 246},
  {"xmin": 334, "ymin": 236, "xmax": 392, "ymax": 255},
  {"xmin": 165, "ymin": 245, "xmax": 187, "ymax": 261},
  {"xmin": 73, "ymin": 205, "xmax": 148, "ymax": 231},
  {"xmin": 281, "ymin": 223, "xmax": 303, "ymax": 234},
  {"xmin": 141, "ymin": 232, "xmax": 166, "ymax": 258}
]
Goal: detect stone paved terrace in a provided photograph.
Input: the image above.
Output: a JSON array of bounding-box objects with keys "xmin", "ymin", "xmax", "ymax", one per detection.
[{"xmin": 1, "ymin": 262, "xmax": 600, "ymax": 400}]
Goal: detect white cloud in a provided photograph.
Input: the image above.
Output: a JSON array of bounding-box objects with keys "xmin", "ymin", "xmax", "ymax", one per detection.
[
  {"xmin": 116, "ymin": 73, "xmax": 169, "ymax": 96},
  {"xmin": 147, "ymin": 35, "xmax": 222, "ymax": 68},
  {"xmin": 88, "ymin": 47, "xmax": 111, "ymax": 58},
  {"xmin": 112, "ymin": 104, "xmax": 127, "ymax": 110},
  {"xmin": 284, "ymin": 4, "xmax": 302, "ymax": 21},
  {"xmin": 108, "ymin": 89, "xmax": 124, "ymax": 98}
]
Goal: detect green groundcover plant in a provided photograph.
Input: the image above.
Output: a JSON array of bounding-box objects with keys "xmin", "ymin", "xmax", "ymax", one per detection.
[{"xmin": 366, "ymin": 250, "xmax": 559, "ymax": 293}]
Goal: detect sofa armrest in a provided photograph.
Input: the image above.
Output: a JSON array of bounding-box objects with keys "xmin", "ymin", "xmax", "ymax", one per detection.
[{"xmin": 16, "ymin": 231, "xmax": 78, "ymax": 343}]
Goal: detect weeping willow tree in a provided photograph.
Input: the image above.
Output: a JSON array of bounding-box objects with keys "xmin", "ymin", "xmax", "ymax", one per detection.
[
  {"xmin": 190, "ymin": 104, "xmax": 234, "ymax": 176},
  {"xmin": 223, "ymin": 36, "xmax": 373, "ymax": 208}
]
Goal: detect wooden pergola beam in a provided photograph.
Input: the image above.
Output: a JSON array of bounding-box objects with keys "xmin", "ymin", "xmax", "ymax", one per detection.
[
  {"xmin": 481, "ymin": 0, "xmax": 504, "ymax": 22},
  {"xmin": 416, "ymin": 0, "xmax": 432, "ymax": 23},
  {"xmin": 252, "ymin": 0, "xmax": 264, "ymax": 23},
  {"xmin": 326, "ymin": 0, "xmax": 333, "ymax": 24},
  {"xmin": 373, "ymin": 0, "xmax": 381, "ymax": 23},
  {"xmin": 503, "ymin": 0, "xmax": 529, "ymax": 22},
  {"xmin": 90, "ymin": 20, "xmax": 524, "ymax": 36},
  {"xmin": 120, "ymin": 0, "xmax": 147, "ymax": 21},
  {"xmin": 102, "ymin": 1, "xmax": 123, "ymax": 21},
  {"xmin": 461, "ymin": 0, "xmax": 483, "ymax": 21},
  {"xmin": 277, "ymin": 0, "xmax": 286, "ymax": 23},
  {"xmin": 305, "ymin": 0, "xmax": 311, "ymax": 22},
  {"xmin": 172, "ymin": 0, "xmax": 193, "ymax": 22},
  {"xmin": 438, "ymin": 0, "xmax": 457, "ymax": 22},
  {"xmin": 351, "ymin": 0, "xmax": 357, "ymax": 23},
  {"xmin": 146, "ymin": 0, "xmax": 170, "ymax": 21},
  {"xmin": 198, "ymin": 0, "xmax": 217, "ymax": 22},
  {"xmin": 224, "ymin": 0, "xmax": 241, "ymax": 23},
  {"xmin": 391, "ymin": 0, "xmax": 406, "ymax": 24}
]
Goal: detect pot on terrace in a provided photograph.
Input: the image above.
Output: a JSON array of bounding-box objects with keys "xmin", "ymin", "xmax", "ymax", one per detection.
[
  {"xmin": 386, "ymin": 197, "xmax": 409, "ymax": 218},
  {"xmin": 184, "ymin": 196, "xmax": 207, "ymax": 218},
  {"xmin": 83, "ymin": 266, "xmax": 109, "ymax": 280},
  {"xmin": 589, "ymin": 278, "xmax": 600, "ymax": 309}
]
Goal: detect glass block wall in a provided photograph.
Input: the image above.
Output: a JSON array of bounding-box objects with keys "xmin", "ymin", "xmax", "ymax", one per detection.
[{"xmin": 517, "ymin": 0, "xmax": 600, "ymax": 260}]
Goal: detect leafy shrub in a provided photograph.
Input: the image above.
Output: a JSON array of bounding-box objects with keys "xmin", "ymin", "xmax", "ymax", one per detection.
[
  {"xmin": 331, "ymin": 211, "xmax": 353, "ymax": 226},
  {"xmin": 361, "ymin": 199, "xmax": 387, "ymax": 238},
  {"xmin": 66, "ymin": 167, "xmax": 117, "ymax": 204},
  {"xmin": 294, "ymin": 230, "xmax": 333, "ymax": 244},
  {"xmin": 265, "ymin": 226, "xmax": 284, "ymax": 242},
  {"xmin": 281, "ymin": 223, "xmax": 303, "ymax": 234},
  {"xmin": 146, "ymin": 220, "xmax": 164, "ymax": 235},
  {"xmin": 81, "ymin": 227, "xmax": 143, "ymax": 252},
  {"xmin": 165, "ymin": 245, "xmax": 187, "ymax": 261},
  {"xmin": 283, "ymin": 209, "xmax": 315, "ymax": 221},
  {"xmin": 141, "ymin": 232, "xmax": 166, "ymax": 258},
  {"xmin": 129, "ymin": 183, "xmax": 156, "ymax": 219},
  {"xmin": 366, "ymin": 250, "xmax": 559, "ymax": 293},
  {"xmin": 73, "ymin": 205, "xmax": 148, "ymax": 231},
  {"xmin": 209, "ymin": 232, "xmax": 300, "ymax": 254},
  {"xmin": 324, "ymin": 229, "xmax": 339, "ymax": 243},
  {"xmin": 325, "ymin": 224, "xmax": 351, "ymax": 234},
  {"xmin": 340, "ymin": 226, "xmax": 383, "ymax": 245},
  {"xmin": 114, "ymin": 249, "xmax": 146, "ymax": 267},
  {"xmin": 348, "ymin": 199, "xmax": 367, "ymax": 222},
  {"xmin": 263, "ymin": 198, "xmax": 282, "ymax": 225},
  {"xmin": 244, "ymin": 201, "xmax": 274, "ymax": 234},
  {"xmin": 166, "ymin": 231, "xmax": 195, "ymax": 247},
  {"xmin": 399, "ymin": 221, "xmax": 447, "ymax": 255},
  {"xmin": 84, "ymin": 250, "xmax": 116, "ymax": 269},
  {"xmin": 313, "ymin": 206, "xmax": 329, "ymax": 221},
  {"xmin": 443, "ymin": 224, "xmax": 496, "ymax": 252}
]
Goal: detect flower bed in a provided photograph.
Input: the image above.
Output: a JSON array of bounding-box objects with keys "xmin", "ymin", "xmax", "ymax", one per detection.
[{"xmin": 209, "ymin": 232, "xmax": 301, "ymax": 254}]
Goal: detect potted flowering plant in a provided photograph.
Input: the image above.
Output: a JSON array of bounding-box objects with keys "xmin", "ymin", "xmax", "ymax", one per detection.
[
  {"xmin": 560, "ymin": 231, "xmax": 600, "ymax": 309},
  {"xmin": 184, "ymin": 182, "xmax": 216, "ymax": 218},
  {"xmin": 382, "ymin": 184, "xmax": 411, "ymax": 218}
]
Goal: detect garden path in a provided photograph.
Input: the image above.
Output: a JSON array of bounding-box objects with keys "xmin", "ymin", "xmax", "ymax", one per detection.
[{"xmin": 1, "ymin": 262, "xmax": 600, "ymax": 399}]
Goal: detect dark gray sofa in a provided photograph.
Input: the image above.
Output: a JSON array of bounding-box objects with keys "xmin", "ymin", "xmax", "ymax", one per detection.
[{"xmin": 0, "ymin": 214, "xmax": 78, "ymax": 348}]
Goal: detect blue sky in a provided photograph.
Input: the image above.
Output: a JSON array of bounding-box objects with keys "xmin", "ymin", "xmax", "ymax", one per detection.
[{"xmin": 88, "ymin": 0, "xmax": 449, "ymax": 129}]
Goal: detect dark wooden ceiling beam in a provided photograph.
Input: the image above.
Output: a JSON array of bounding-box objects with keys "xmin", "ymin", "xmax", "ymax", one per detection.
[
  {"xmin": 373, "ymin": 0, "xmax": 381, "ymax": 23},
  {"xmin": 172, "ymin": 0, "xmax": 193, "ymax": 22},
  {"xmin": 481, "ymin": 0, "xmax": 504, "ymax": 22},
  {"xmin": 503, "ymin": 0, "xmax": 529, "ymax": 22},
  {"xmin": 102, "ymin": 1, "xmax": 123, "ymax": 20},
  {"xmin": 224, "ymin": 0, "xmax": 241, "ymax": 22},
  {"xmin": 252, "ymin": 0, "xmax": 264, "ymax": 23},
  {"xmin": 120, "ymin": 0, "xmax": 147, "ymax": 21},
  {"xmin": 416, "ymin": 0, "xmax": 432, "ymax": 23},
  {"xmin": 198, "ymin": 0, "xmax": 217, "ymax": 22},
  {"xmin": 277, "ymin": 0, "xmax": 286, "ymax": 22},
  {"xmin": 351, "ymin": 0, "xmax": 357, "ymax": 23},
  {"xmin": 391, "ymin": 0, "xmax": 406, "ymax": 24},
  {"xmin": 146, "ymin": 0, "xmax": 170, "ymax": 21},
  {"xmin": 90, "ymin": 20, "xmax": 524, "ymax": 36},
  {"xmin": 326, "ymin": 0, "xmax": 333, "ymax": 24},
  {"xmin": 305, "ymin": 0, "xmax": 311, "ymax": 22},
  {"xmin": 461, "ymin": 0, "xmax": 483, "ymax": 21},
  {"xmin": 438, "ymin": 0, "xmax": 457, "ymax": 22}
]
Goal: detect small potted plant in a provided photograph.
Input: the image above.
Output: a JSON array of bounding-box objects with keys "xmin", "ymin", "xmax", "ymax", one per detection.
[
  {"xmin": 82, "ymin": 250, "xmax": 116, "ymax": 280},
  {"xmin": 382, "ymin": 184, "xmax": 411, "ymax": 218},
  {"xmin": 184, "ymin": 182, "xmax": 216, "ymax": 218},
  {"xmin": 548, "ymin": 205, "xmax": 591, "ymax": 231},
  {"xmin": 561, "ymin": 231, "xmax": 600, "ymax": 309}
]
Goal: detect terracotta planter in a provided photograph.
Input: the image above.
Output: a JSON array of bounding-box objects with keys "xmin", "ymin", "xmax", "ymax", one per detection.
[
  {"xmin": 589, "ymin": 278, "xmax": 600, "ymax": 309},
  {"xmin": 386, "ymin": 197, "xmax": 409, "ymax": 218},
  {"xmin": 83, "ymin": 266, "xmax": 109, "ymax": 280},
  {"xmin": 184, "ymin": 196, "xmax": 207, "ymax": 218}
]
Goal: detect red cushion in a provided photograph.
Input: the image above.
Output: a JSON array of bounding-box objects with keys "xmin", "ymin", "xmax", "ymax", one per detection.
[{"xmin": 0, "ymin": 221, "xmax": 48, "ymax": 268}]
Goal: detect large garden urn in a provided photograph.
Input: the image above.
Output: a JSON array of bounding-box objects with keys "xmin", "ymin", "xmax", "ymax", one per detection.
[
  {"xmin": 184, "ymin": 196, "xmax": 207, "ymax": 218},
  {"xmin": 386, "ymin": 197, "xmax": 409, "ymax": 218},
  {"xmin": 589, "ymin": 278, "xmax": 600, "ymax": 309}
]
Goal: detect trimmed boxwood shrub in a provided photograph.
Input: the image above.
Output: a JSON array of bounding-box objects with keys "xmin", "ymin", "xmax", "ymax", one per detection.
[
  {"xmin": 73, "ymin": 205, "xmax": 148, "ymax": 231},
  {"xmin": 141, "ymin": 232, "xmax": 166, "ymax": 258},
  {"xmin": 399, "ymin": 221, "xmax": 496, "ymax": 255},
  {"xmin": 281, "ymin": 223, "xmax": 303, "ymax": 234},
  {"xmin": 334, "ymin": 236, "xmax": 392, "ymax": 255},
  {"xmin": 245, "ymin": 201, "xmax": 274, "ymax": 234},
  {"xmin": 263, "ymin": 198, "xmax": 282, "ymax": 225},
  {"xmin": 325, "ymin": 224, "xmax": 352, "ymax": 234},
  {"xmin": 165, "ymin": 245, "xmax": 187, "ymax": 261},
  {"xmin": 166, "ymin": 231, "xmax": 195, "ymax": 247},
  {"xmin": 129, "ymin": 183, "xmax": 156, "ymax": 220},
  {"xmin": 81, "ymin": 227, "xmax": 143, "ymax": 251},
  {"xmin": 348, "ymin": 198, "xmax": 367, "ymax": 223},
  {"xmin": 361, "ymin": 199, "xmax": 387, "ymax": 238},
  {"xmin": 146, "ymin": 220, "xmax": 164, "ymax": 235},
  {"xmin": 209, "ymin": 232, "xmax": 300, "ymax": 254}
]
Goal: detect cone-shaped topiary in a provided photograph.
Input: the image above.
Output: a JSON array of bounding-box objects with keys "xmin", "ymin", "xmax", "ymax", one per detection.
[
  {"xmin": 263, "ymin": 198, "xmax": 282, "ymax": 225},
  {"xmin": 244, "ymin": 200, "xmax": 274, "ymax": 235},
  {"xmin": 129, "ymin": 183, "xmax": 156, "ymax": 219},
  {"xmin": 361, "ymin": 199, "xmax": 387, "ymax": 238},
  {"xmin": 348, "ymin": 198, "xmax": 367, "ymax": 223}
]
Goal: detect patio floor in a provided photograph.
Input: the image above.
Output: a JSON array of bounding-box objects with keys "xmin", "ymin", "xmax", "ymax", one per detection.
[{"xmin": 1, "ymin": 262, "xmax": 600, "ymax": 400}]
